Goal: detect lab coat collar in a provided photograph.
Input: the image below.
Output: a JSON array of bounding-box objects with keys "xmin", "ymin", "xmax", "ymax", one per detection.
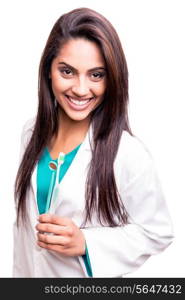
[{"xmin": 83, "ymin": 123, "xmax": 93, "ymax": 152}]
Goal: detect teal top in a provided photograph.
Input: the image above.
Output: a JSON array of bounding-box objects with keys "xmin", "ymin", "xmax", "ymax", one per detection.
[{"xmin": 36, "ymin": 145, "xmax": 92, "ymax": 277}]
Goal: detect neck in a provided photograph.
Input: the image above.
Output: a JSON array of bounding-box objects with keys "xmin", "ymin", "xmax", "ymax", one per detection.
[{"xmin": 52, "ymin": 109, "xmax": 90, "ymax": 150}]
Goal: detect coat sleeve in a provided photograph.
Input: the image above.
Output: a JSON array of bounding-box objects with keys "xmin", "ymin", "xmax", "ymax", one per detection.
[
  {"xmin": 81, "ymin": 146, "xmax": 174, "ymax": 277},
  {"xmin": 13, "ymin": 117, "xmax": 36, "ymax": 276}
]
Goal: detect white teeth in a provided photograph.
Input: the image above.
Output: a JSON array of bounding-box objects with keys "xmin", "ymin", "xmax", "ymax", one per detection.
[{"xmin": 68, "ymin": 97, "xmax": 93, "ymax": 106}]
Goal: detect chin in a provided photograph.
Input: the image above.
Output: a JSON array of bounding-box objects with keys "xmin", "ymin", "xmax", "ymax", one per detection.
[
  {"xmin": 68, "ymin": 113, "xmax": 91, "ymax": 122},
  {"xmin": 60, "ymin": 108, "xmax": 91, "ymax": 122}
]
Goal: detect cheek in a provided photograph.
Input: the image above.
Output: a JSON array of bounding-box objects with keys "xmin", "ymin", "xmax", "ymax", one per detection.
[
  {"xmin": 93, "ymin": 81, "xmax": 106, "ymax": 97},
  {"xmin": 51, "ymin": 76, "xmax": 71, "ymax": 94}
]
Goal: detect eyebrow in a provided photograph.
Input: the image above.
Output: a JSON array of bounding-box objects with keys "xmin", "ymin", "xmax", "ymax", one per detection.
[{"xmin": 58, "ymin": 61, "xmax": 106, "ymax": 72}]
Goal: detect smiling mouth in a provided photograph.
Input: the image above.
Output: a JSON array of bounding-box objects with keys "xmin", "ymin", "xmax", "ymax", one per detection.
[{"xmin": 65, "ymin": 95, "xmax": 95, "ymax": 106}]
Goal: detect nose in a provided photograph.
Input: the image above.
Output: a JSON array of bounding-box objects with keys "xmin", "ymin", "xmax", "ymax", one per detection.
[{"xmin": 71, "ymin": 76, "xmax": 90, "ymax": 97}]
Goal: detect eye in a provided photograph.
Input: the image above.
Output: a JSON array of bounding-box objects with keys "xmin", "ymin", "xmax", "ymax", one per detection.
[
  {"xmin": 91, "ymin": 71, "xmax": 105, "ymax": 81},
  {"xmin": 59, "ymin": 68, "xmax": 73, "ymax": 77}
]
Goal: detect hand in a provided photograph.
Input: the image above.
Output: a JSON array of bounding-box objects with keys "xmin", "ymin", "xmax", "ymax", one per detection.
[{"xmin": 35, "ymin": 214, "xmax": 86, "ymax": 256}]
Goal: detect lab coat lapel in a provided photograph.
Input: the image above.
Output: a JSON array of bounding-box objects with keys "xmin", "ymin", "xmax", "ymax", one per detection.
[
  {"xmin": 52, "ymin": 124, "xmax": 93, "ymax": 213},
  {"xmin": 31, "ymin": 164, "xmax": 39, "ymax": 214},
  {"xmin": 30, "ymin": 124, "xmax": 93, "ymax": 214}
]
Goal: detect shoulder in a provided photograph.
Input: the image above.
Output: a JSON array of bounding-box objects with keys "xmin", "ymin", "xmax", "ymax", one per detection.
[
  {"xmin": 115, "ymin": 130, "xmax": 156, "ymax": 184},
  {"xmin": 118, "ymin": 130, "xmax": 153, "ymax": 163},
  {"xmin": 22, "ymin": 117, "xmax": 36, "ymax": 134},
  {"xmin": 20, "ymin": 117, "xmax": 36, "ymax": 148}
]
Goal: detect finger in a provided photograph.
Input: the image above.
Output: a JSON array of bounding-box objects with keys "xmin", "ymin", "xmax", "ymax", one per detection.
[
  {"xmin": 37, "ymin": 241, "xmax": 68, "ymax": 253},
  {"xmin": 38, "ymin": 214, "xmax": 72, "ymax": 226},
  {"xmin": 36, "ymin": 223, "xmax": 70, "ymax": 236},
  {"xmin": 37, "ymin": 232, "xmax": 70, "ymax": 246}
]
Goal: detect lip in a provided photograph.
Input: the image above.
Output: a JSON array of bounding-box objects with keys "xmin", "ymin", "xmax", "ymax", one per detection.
[
  {"xmin": 65, "ymin": 95, "xmax": 95, "ymax": 111},
  {"xmin": 66, "ymin": 95, "xmax": 93, "ymax": 101}
]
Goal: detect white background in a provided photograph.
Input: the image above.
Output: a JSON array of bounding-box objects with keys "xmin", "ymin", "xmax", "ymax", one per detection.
[{"xmin": 0, "ymin": 0, "xmax": 184, "ymax": 277}]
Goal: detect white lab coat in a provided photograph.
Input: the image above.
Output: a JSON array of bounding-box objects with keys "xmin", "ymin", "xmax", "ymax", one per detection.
[{"xmin": 13, "ymin": 118, "xmax": 174, "ymax": 277}]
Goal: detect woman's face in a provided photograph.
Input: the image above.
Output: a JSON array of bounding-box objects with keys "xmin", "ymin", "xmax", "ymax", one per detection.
[{"xmin": 50, "ymin": 38, "xmax": 106, "ymax": 122}]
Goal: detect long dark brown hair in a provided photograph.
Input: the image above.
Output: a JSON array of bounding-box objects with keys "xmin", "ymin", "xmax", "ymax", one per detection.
[{"xmin": 15, "ymin": 7, "xmax": 132, "ymax": 226}]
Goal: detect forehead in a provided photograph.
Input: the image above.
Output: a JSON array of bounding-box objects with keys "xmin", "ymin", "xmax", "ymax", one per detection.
[{"xmin": 53, "ymin": 38, "xmax": 105, "ymax": 69}]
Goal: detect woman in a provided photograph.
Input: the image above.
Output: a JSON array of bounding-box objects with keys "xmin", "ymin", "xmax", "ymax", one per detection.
[{"xmin": 14, "ymin": 7, "xmax": 174, "ymax": 277}]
